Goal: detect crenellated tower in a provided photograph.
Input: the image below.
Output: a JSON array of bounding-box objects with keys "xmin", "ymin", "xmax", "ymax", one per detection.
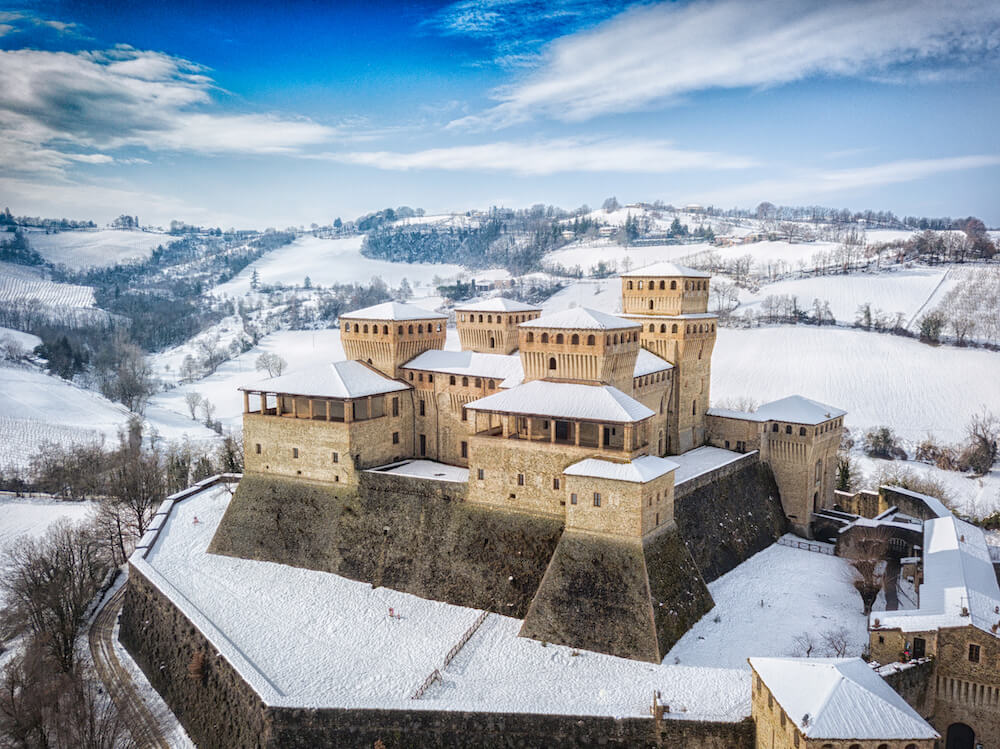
[
  {"xmin": 340, "ymin": 302, "xmax": 447, "ymax": 379},
  {"xmin": 621, "ymin": 263, "xmax": 717, "ymax": 453},
  {"xmin": 454, "ymin": 298, "xmax": 542, "ymax": 354}
]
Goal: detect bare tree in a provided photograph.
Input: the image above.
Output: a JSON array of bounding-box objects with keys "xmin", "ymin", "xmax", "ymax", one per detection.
[
  {"xmin": 106, "ymin": 418, "xmax": 164, "ymax": 542},
  {"xmin": 0, "ymin": 521, "xmax": 109, "ymax": 673},
  {"xmin": 201, "ymin": 399, "xmax": 217, "ymax": 428},
  {"xmin": 841, "ymin": 526, "xmax": 890, "ymax": 616},
  {"xmin": 184, "ymin": 391, "xmax": 203, "ymax": 420},
  {"xmin": 820, "ymin": 626, "xmax": 852, "ymax": 657},
  {"xmin": 255, "ymin": 352, "xmax": 287, "ymax": 378},
  {"xmin": 964, "ymin": 408, "xmax": 999, "ymax": 476}
]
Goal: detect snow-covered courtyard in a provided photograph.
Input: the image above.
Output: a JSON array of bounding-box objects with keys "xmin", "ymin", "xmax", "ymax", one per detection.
[{"xmin": 132, "ymin": 484, "xmax": 872, "ymax": 719}]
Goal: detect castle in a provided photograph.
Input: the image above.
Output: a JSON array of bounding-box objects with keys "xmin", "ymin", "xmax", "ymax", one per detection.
[{"xmin": 239, "ymin": 262, "xmax": 844, "ymax": 542}]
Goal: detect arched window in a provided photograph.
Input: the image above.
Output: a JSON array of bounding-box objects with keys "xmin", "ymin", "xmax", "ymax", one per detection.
[
  {"xmin": 587, "ymin": 334, "xmax": 595, "ymax": 345},
  {"xmin": 362, "ymin": 324, "xmax": 369, "ymax": 333},
  {"xmin": 772, "ymin": 423, "xmax": 779, "ymax": 432},
  {"xmin": 660, "ymin": 396, "xmax": 665, "ymax": 414},
  {"xmin": 478, "ymin": 314, "xmax": 484, "ymax": 322},
  {"xmin": 398, "ymin": 325, "xmax": 403, "ymax": 334},
  {"xmin": 372, "ymin": 326, "xmax": 379, "ymax": 335},
  {"xmin": 556, "ymin": 333, "xmax": 564, "ymax": 344},
  {"xmin": 497, "ymin": 315, "xmax": 502, "ymax": 324},
  {"xmin": 488, "ymin": 380, "xmax": 495, "ymax": 389},
  {"xmin": 408, "ymin": 372, "xmax": 413, "ymax": 381},
  {"xmin": 475, "ymin": 378, "xmax": 481, "ymax": 387},
  {"xmin": 462, "ymin": 376, "xmax": 469, "ymax": 387},
  {"xmin": 417, "ymin": 324, "xmax": 423, "ymax": 334},
  {"xmin": 489, "ymin": 337, "xmax": 495, "ymax": 348},
  {"xmin": 613, "ymin": 334, "xmax": 619, "ymax": 344},
  {"xmin": 449, "ymin": 375, "xmax": 456, "ymax": 385},
  {"xmin": 648, "ymin": 279, "xmax": 654, "ymax": 289},
  {"xmin": 649, "ymin": 324, "xmax": 655, "ymax": 332},
  {"xmin": 785, "ymin": 425, "xmax": 792, "ymax": 434},
  {"xmin": 343, "ymin": 322, "xmax": 351, "ymax": 332},
  {"xmin": 408, "ymin": 325, "xmax": 414, "ymax": 334},
  {"xmin": 649, "ymin": 299, "xmax": 654, "ymax": 310},
  {"xmin": 877, "ymin": 744, "xmax": 889, "ymax": 749},
  {"xmin": 487, "ymin": 315, "xmax": 492, "ymax": 323},
  {"xmin": 548, "ymin": 357, "xmax": 557, "ymax": 370},
  {"xmin": 671, "ymin": 324, "xmax": 678, "ymax": 333},
  {"xmin": 659, "ymin": 280, "xmax": 665, "ymax": 289},
  {"xmin": 436, "ymin": 323, "xmax": 442, "ymax": 332},
  {"xmin": 692, "ymin": 400, "xmax": 697, "ymax": 416},
  {"xmin": 638, "ymin": 280, "xmax": 644, "ymax": 290},
  {"xmin": 526, "ymin": 332, "xmax": 534, "ymax": 342},
  {"xmin": 460, "ymin": 314, "xmax": 465, "ymax": 322},
  {"xmin": 799, "ymin": 427, "xmax": 807, "ymax": 436},
  {"xmin": 627, "ymin": 280, "xmax": 633, "ymax": 289},
  {"xmin": 670, "ymin": 280, "xmax": 677, "ymax": 290},
  {"xmin": 571, "ymin": 334, "xmax": 579, "ymax": 344},
  {"xmin": 383, "ymin": 325, "xmax": 388, "ymax": 334},
  {"xmin": 660, "ymin": 324, "xmax": 666, "ymax": 333},
  {"xmin": 541, "ymin": 333, "xmax": 549, "ymax": 343}
]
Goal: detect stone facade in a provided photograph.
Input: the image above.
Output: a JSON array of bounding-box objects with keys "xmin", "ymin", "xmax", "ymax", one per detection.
[
  {"xmin": 455, "ymin": 306, "xmax": 540, "ymax": 354},
  {"xmin": 563, "ymin": 470, "xmax": 674, "ymax": 538},
  {"xmin": 519, "ymin": 323, "xmax": 640, "ymax": 392}
]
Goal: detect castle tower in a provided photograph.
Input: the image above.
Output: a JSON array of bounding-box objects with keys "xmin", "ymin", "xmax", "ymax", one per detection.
[
  {"xmin": 518, "ymin": 308, "xmax": 640, "ymax": 392},
  {"xmin": 621, "ymin": 263, "xmax": 717, "ymax": 453},
  {"xmin": 454, "ymin": 298, "xmax": 542, "ymax": 354},
  {"xmin": 340, "ymin": 302, "xmax": 447, "ymax": 379}
]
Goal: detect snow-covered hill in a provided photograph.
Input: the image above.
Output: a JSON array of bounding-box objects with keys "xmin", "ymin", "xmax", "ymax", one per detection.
[{"xmin": 25, "ymin": 229, "xmax": 167, "ymax": 268}]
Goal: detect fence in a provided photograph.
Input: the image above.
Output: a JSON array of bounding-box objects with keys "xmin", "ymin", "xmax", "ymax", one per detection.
[
  {"xmin": 776, "ymin": 536, "xmax": 835, "ymax": 555},
  {"xmin": 411, "ymin": 609, "xmax": 490, "ymax": 699}
]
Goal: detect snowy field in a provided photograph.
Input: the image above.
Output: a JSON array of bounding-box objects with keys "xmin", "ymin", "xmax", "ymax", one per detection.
[
  {"xmin": 25, "ymin": 229, "xmax": 167, "ymax": 268},
  {"xmin": 0, "ymin": 274, "xmax": 95, "ymax": 308},
  {"xmin": 0, "ymin": 326, "xmax": 41, "ymax": 351},
  {"xmin": 213, "ymin": 235, "xmax": 463, "ymax": 297},
  {"xmin": 712, "ymin": 326, "xmax": 1000, "ymax": 444},
  {"xmin": 134, "ymin": 484, "xmax": 869, "ymax": 719},
  {"xmin": 0, "ymin": 364, "xmax": 218, "ymax": 469},
  {"xmin": 733, "ymin": 267, "xmax": 948, "ymax": 327}
]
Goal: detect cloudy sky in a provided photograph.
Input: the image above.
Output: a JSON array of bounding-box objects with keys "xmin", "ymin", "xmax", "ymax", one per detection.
[{"xmin": 2, "ymin": 0, "xmax": 999, "ymax": 228}]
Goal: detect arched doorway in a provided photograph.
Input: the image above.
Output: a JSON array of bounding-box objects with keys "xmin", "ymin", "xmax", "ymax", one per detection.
[{"xmin": 946, "ymin": 722, "xmax": 975, "ymax": 749}]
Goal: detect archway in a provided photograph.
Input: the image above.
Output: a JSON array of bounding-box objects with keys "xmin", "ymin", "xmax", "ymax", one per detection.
[{"xmin": 946, "ymin": 723, "xmax": 975, "ymax": 749}]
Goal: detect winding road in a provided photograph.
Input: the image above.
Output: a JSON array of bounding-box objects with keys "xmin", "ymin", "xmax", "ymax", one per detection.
[{"xmin": 89, "ymin": 584, "xmax": 172, "ymax": 749}]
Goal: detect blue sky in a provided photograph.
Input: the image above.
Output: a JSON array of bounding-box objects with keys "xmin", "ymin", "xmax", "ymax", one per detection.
[{"xmin": 1, "ymin": 0, "xmax": 998, "ymax": 228}]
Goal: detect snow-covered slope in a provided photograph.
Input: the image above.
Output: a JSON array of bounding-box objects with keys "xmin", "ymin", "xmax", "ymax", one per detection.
[
  {"xmin": 25, "ymin": 229, "xmax": 167, "ymax": 268},
  {"xmin": 0, "ymin": 273, "xmax": 95, "ymax": 308},
  {"xmin": 213, "ymin": 235, "xmax": 463, "ymax": 296}
]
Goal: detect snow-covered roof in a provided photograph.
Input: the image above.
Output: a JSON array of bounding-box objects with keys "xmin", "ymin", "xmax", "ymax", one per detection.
[
  {"xmin": 873, "ymin": 515, "xmax": 1000, "ymax": 637},
  {"xmin": 466, "ymin": 380, "xmax": 654, "ymax": 422},
  {"xmin": 626, "ymin": 312, "xmax": 717, "ymax": 320},
  {"xmin": 402, "ymin": 350, "xmax": 523, "ymax": 383},
  {"xmin": 621, "ymin": 262, "xmax": 711, "ymax": 278},
  {"xmin": 706, "ymin": 407, "xmax": 767, "ymax": 422},
  {"xmin": 454, "ymin": 298, "xmax": 541, "ymax": 312},
  {"xmin": 240, "ymin": 360, "xmax": 409, "ymax": 399},
  {"xmin": 749, "ymin": 657, "xmax": 938, "ymax": 740},
  {"xmin": 340, "ymin": 301, "xmax": 445, "ymax": 321},
  {"xmin": 879, "ymin": 485, "xmax": 951, "ymax": 519},
  {"xmin": 564, "ymin": 455, "xmax": 678, "ymax": 483},
  {"xmin": 754, "ymin": 395, "xmax": 846, "ymax": 425},
  {"xmin": 671, "ymin": 446, "xmax": 748, "ymax": 484},
  {"xmin": 520, "ymin": 307, "xmax": 639, "ymax": 331},
  {"xmin": 633, "ymin": 349, "xmax": 673, "ymax": 378}
]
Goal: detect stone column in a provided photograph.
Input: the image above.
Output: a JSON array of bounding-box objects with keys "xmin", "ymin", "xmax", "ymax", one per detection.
[
  {"xmin": 574, "ymin": 421, "xmax": 581, "ymax": 446},
  {"xmin": 325, "ymin": 400, "xmax": 331, "ymax": 421},
  {"xmin": 292, "ymin": 397, "xmax": 298, "ymax": 419},
  {"xmin": 526, "ymin": 417, "xmax": 534, "ymax": 441},
  {"xmin": 550, "ymin": 420, "xmax": 556, "ymax": 443},
  {"xmin": 243, "ymin": 390, "xmax": 250, "ymax": 414},
  {"xmin": 366, "ymin": 395, "xmax": 373, "ymax": 419},
  {"xmin": 625, "ymin": 424, "xmax": 634, "ymax": 452},
  {"xmin": 345, "ymin": 400, "xmax": 353, "ymax": 423},
  {"xmin": 275, "ymin": 394, "xmax": 282, "ymax": 417},
  {"xmin": 309, "ymin": 399, "xmax": 315, "ymax": 420},
  {"xmin": 502, "ymin": 414, "xmax": 510, "ymax": 438}
]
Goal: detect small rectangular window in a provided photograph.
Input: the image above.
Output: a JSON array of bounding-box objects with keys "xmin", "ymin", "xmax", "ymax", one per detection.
[
  {"xmin": 292, "ymin": 447, "xmax": 299, "ymax": 459},
  {"xmin": 332, "ymin": 452, "xmax": 339, "ymax": 463},
  {"xmin": 570, "ymin": 493, "xmax": 577, "ymax": 505},
  {"xmin": 461, "ymin": 441, "xmax": 468, "ymax": 458},
  {"xmin": 419, "ymin": 400, "xmax": 425, "ymax": 416},
  {"xmin": 392, "ymin": 432, "xmax": 399, "ymax": 444},
  {"xmin": 969, "ymin": 643, "xmax": 981, "ymax": 663},
  {"xmin": 461, "ymin": 409, "xmax": 467, "ymax": 422},
  {"xmin": 477, "ymin": 468, "xmax": 484, "ymax": 480},
  {"xmin": 255, "ymin": 443, "xmax": 261, "ymax": 454},
  {"xmin": 392, "ymin": 397, "xmax": 399, "ymax": 416},
  {"xmin": 517, "ymin": 473, "xmax": 524, "ymax": 486},
  {"xmin": 593, "ymin": 492, "xmax": 601, "ymax": 507},
  {"xmin": 553, "ymin": 478, "xmax": 560, "ymax": 490}
]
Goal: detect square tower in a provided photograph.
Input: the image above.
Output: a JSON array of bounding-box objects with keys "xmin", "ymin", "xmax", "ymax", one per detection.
[
  {"xmin": 518, "ymin": 308, "xmax": 640, "ymax": 391},
  {"xmin": 454, "ymin": 298, "xmax": 542, "ymax": 354},
  {"xmin": 620, "ymin": 263, "xmax": 717, "ymax": 453},
  {"xmin": 340, "ymin": 302, "xmax": 447, "ymax": 379}
]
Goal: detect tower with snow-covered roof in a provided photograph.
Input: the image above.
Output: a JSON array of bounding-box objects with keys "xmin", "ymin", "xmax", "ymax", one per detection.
[
  {"xmin": 340, "ymin": 301, "xmax": 447, "ymax": 379},
  {"xmin": 620, "ymin": 262, "xmax": 717, "ymax": 453},
  {"xmin": 454, "ymin": 298, "xmax": 542, "ymax": 354}
]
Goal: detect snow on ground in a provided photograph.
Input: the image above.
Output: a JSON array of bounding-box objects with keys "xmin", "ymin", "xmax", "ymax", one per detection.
[
  {"xmin": 25, "ymin": 229, "xmax": 167, "ymax": 269},
  {"xmin": 0, "ymin": 364, "xmax": 218, "ymax": 469},
  {"xmin": 666, "ymin": 544, "xmax": 869, "ymax": 668},
  {"xmin": 734, "ymin": 267, "xmax": 948, "ymax": 327},
  {"xmin": 544, "ymin": 240, "xmax": 693, "ymax": 274},
  {"xmin": 712, "ymin": 326, "xmax": 1000, "ymax": 444},
  {"xmin": 540, "ymin": 278, "xmax": 621, "ymax": 315},
  {"xmin": 369, "ymin": 459, "xmax": 469, "ymax": 483},
  {"xmin": 0, "ymin": 326, "xmax": 41, "ymax": 351},
  {"xmin": 0, "ymin": 273, "xmax": 95, "ymax": 308},
  {"xmin": 150, "ymin": 327, "xmax": 462, "ymax": 430},
  {"xmin": 213, "ymin": 235, "xmax": 463, "ymax": 297},
  {"xmin": 135, "ymin": 484, "xmax": 870, "ymax": 720}
]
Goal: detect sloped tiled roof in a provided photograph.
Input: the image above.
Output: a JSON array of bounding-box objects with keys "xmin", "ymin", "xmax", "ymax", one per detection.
[
  {"xmin": 466, "ymin": 380, "xmax": 653, "ymax": 422},
  {"xmin": 240, "ymin": 360, "xmax": 409, "ymax": 399},
  {"xmin": 340, "ymin": 302, "xmax": 446, "ymax": 321},
  {"xmin": 520, "ymin": 307, "xmax": 639, "ymax": 330}
]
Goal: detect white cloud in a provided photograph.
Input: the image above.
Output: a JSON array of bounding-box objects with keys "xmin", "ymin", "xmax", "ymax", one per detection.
[
  {"xmin": 451, "ymin": 0, "xmax": 1000, "ymax": 128},
  {"xmin": 693, "ymin": 155, "xmax": 1000, "ymax": 206},
  {"xmin": 0, "ymin": 46, "xmax": 337, "ymax": 177},
  {"xmin": 317, "ymin": 137, "xmax": 757, "ymax": 175}
]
